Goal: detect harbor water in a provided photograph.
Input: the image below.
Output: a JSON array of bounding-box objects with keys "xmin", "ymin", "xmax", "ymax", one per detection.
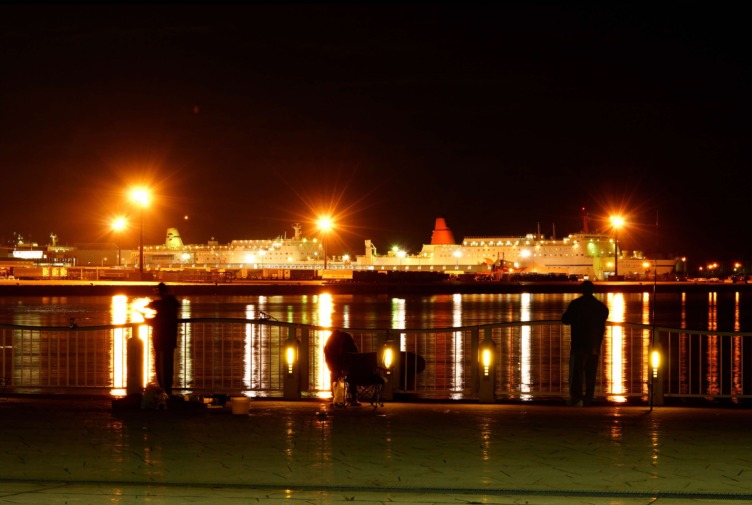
[{"xmin": 1, "ymin": 290, "xmax": 751, "ymax": 331}]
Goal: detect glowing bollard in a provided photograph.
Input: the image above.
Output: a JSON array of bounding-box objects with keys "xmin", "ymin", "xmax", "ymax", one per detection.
[
  {"xmin": 478, "ymin": 333, "xmax": 495, "ymax": 404},
  {"xmin": 283, "ymin": 334, "xmax": 301, "ymax": 400},
  {"xmin": 650, "ymin": 344, "xmax": 664, "ymax": 406},
  {"xmin": 379, "ymin": 335, "xmax": 399, "ymax": 401}
]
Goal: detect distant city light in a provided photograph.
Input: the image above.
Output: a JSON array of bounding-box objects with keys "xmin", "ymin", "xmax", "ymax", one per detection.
[{"xmin": 13, "ymin": 250, "xmax": 43, "ymax": 260}]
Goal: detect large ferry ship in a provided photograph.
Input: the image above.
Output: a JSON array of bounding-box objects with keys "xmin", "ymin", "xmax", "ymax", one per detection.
[
  {"xmin": 136, "ymin": 224, "xmax": 330, "ymax": 278},
  {"xmin": 354, "ymin": 217, "xmax": 681, "ymax": 281},
  {"xmin": 139, "ymin": 217, "xmax": 680, "ymax": 281}
]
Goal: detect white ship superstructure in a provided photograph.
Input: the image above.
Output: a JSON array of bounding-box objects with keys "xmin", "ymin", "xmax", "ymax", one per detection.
[
  {"xmin": 354, "ymin": 217, "xmax": 680, "ymax": 281},
  {"xmin": 137, "ymin": 224, "xmax": 326, "ymax": 270},
  {"xmin": 114, "ymin": 217, "xmax": 679, "ymax": 281}
]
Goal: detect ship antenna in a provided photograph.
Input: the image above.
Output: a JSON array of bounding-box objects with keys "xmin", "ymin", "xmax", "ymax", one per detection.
[{"xmin": 581, "ymin": 207, "xmax": 589, "ymax": 233}]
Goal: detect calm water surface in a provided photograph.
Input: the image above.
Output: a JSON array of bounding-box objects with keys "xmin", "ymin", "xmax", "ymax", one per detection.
[{"xmin": 1, "ymin": 291, "xmax": 751, "ymax": 332}]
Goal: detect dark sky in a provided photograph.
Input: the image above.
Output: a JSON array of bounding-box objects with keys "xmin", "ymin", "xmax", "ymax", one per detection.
[{"xmin": 1, "ymin": 4, "xmax": 749, "ymax": 267}]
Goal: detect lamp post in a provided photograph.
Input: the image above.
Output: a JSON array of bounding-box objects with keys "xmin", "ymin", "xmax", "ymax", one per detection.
[
  {"xmin": 610, "ymin": 216, "xmax": 624, "ymax": 279},
  {"xmin": 317, "ymin": 216, "xmax": 333, "ymax": 270},
  {"xmin": 397, "ymin": 249, "xmax": 406, "ymax": 268},
  {"xmin": 130, "ymin": 188, "xmax": 150, "ymax": 281},
  {"xmin": 111, "ymin": 217, "xmax": 127, "ymax": 267}
]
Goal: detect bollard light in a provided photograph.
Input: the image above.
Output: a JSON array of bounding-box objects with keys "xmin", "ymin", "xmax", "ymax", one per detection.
[
  {"xmin": 378, "ymin": 335, "xmax": 399, "ymax": 402},
  {"xmin": 650, "ymin": 348, "xmax": 661, "ymax": 379},
  {"xmin": 381, "ymin": 344, "xmax": 394, "ymax": 371},
  {"xmin": 284, "ymin": 335, "xmax": 298, "ymax": 375},
  {"xmin": 283, "ymin": 332, "xmax": 302, "ymax": 400},
  {"xmin": 479, "ymin": 336, "xmax": 494, "ymax": 378},
  {"xmin": 649, "ymin": 342, "xmax": 664, "ymax": 408},
  {"xmin": 380, "ymin": 337, "xmax": 399, "ymax": 377},
  {"xmin": 477, "ymin": 331, "xmax": 496, "ymax": 403}
]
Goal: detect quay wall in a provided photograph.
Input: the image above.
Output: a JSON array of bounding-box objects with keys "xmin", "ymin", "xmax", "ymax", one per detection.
[{"xmin": 1, "ymin": 280, "xmax": 750, "ymax": 297}]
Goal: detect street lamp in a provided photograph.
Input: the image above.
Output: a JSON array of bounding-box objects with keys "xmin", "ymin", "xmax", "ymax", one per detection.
[
  {"xmin": 111, "ymin": 217, "xmax": 127, "ymax": 267},
  {"xmin": 453, "ymin": 249, "xmax": 462, "ymax": 269},
  {"xmin": 317, "ymin": 216, "xmax": 333, "ymax": 270},
  {"xmin": 130, "ymin": 188, "xmax": 150, "ymax": 281},
  {"xmin": 397, "ymin": 249, "xmax": 406, "ymax": 268},
  {"xmin": 681, "ymin": 257, "xmax": 687, "ymax": 280},
  {"xmin": 610, "ymin": 215, "xmax": 624, "ymax": 279}
]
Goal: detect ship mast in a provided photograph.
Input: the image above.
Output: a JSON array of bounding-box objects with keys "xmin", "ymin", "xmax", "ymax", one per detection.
[{"xmin": 580, "ymin": 207, "xmax": 589, "ymax": 233}]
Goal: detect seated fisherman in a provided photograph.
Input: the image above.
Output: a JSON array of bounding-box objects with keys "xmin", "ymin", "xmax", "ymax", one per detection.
[{"xmin": 323, "ymin": 329, "xmax": 361, "ymax": 406}]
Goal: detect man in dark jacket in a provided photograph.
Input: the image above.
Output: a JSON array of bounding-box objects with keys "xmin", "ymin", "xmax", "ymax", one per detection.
[
  {"xmin": 323, "ymin": 330, "xmax": 361, "ymax": 406},
  {"xmin": 147, "ymin": 282, "xmax": 180, "ymax": 396},
  {"xmin": 562, "ymin": 280, "xmax": 609, "ymax": 406}
]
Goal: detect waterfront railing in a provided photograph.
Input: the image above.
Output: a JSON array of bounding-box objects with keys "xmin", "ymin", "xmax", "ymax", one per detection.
[{"xmin": 1, "ymin": 320, "xmax": 750, "ymax": 404}]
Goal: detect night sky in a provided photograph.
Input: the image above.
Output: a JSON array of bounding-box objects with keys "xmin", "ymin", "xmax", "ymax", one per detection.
[{"xmin": 1, "ymin": 4, "xmax": 749, "ymax": 268}]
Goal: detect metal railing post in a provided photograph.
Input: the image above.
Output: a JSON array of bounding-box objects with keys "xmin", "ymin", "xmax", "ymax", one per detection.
[
  {"xmin": 126, "ymin": 332, "xmax": 144, "ymax": 396},
  {"xmin": 297, "ymin": 325, "xmax": 310, "ymax": 393}
]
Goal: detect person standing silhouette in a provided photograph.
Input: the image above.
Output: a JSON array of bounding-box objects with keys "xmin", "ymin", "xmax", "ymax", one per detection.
[
  {"xmin": 562, "ymin": 280, "xmax": 609, "ymax": 406},
  {"xmin": 147, "ymin": 282, "xmax": 180, "ymax": 396}
]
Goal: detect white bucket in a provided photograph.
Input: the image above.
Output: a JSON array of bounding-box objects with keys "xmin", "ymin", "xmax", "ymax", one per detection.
[{"xmin": 231, "ymin": 396, "xmax": 251, "ymax": 415}]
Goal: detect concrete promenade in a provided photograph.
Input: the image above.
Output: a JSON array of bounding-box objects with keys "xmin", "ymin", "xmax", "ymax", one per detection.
[{"xmin": 1, "ymin": 395, "xmax": 752, "ymax": 504}]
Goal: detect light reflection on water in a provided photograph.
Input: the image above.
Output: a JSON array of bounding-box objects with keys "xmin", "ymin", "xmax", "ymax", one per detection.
[
  {"xmin": 606, "ymin": 293, "xmax": 627, "ymax": 402},
  {"xmin": 316, "ymin": 294, "xmax": 335, "ymax": 394},
  {"xmin": 2, "ymin": 291, "xmax": 751, "ymax": 332},
  {"xmin": 3, "ymin": 291, "xmax": 752, "ymax": 399},
  {"xmin": 519, "ymin": 293, "xmax": 531, "ymax": 399}
]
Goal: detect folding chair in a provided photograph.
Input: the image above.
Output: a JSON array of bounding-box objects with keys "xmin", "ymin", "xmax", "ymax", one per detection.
[{"xmin": 345, "ymin": 352, "xmax": 388, "ymax": 407}]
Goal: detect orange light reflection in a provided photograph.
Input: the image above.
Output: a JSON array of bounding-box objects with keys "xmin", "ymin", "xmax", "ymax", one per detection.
[{"xmin": 605, "ymin": 293, "xmax": 627, "ymax": 403}]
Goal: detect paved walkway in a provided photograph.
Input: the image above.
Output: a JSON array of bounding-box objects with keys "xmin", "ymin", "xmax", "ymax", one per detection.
[{"xmin": 1, "ymin": 395, "xmax": 751, "ymax": 504}]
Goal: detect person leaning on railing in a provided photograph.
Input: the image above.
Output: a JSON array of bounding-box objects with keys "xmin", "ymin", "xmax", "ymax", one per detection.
[
  {"xmin": 146, "ymin": 282, "xmax": 180, "ymax": 397},
  {"xmin": 562, "ymin": 280, "xmax": 609, "ymax": 407}
]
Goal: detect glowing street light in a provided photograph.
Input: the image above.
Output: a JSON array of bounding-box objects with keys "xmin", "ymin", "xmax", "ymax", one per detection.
[
  {"xmin": 453, "ymin": 249, "xmax": 462, "ymax": 268},
  {"xmin": 681, "ymin": 257, "xmax": 687, "ymax": 279},
  {"xmin": 111, "ymin": 217, "xmax": 127, "ymax": 267},
  {"xmin": 130, "ymin": 188, "xmax": 150, "ymax": 281},
  {"xmin": 610, "ymin": 215, "xmax": 625, "ymax": 278},
  {"xmin": 317, "ymin": 216, "xmax": 333, "ymax": 270},
  {"xmin": 397, "ymin": 249, "xmax": 406, "ymax": 267}
]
